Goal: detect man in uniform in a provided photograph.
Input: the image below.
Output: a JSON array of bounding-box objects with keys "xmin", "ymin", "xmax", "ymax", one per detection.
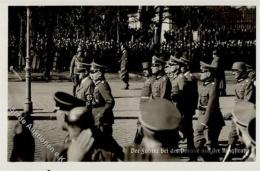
[
  {"xmin": 45, "ymin": 92, "xmax": 123, "ymax": 161},
  {"xmin": 119, "ymin": 43, "xmax": 129, "ymax": 89},
  {"xmin": 89, "ymin": 61, "xmax": 115, "ymax": 137},
  {"xmin": 149, "ymin": 55, "xmax": 171, "ymax": 100},
  {"xmin": 75, "ymin": 61, "xmax": 94, "ymax": 103},
  {"xmin": 178, "ymin": 54, "xmax": 199, "ymax": 161},
  {"xmin": 224, "ymin": 62, "xmax": 255, "ymax": 161},
  {"xmin": 45, "ymin": 91, "xmax": 87, "ymax": 161},
  {"xmin": 140, "ymin": 61, "xmax": 153, "ymax": 103},
  {"xmin": 167, "ymin": 54, "xmax": 184, "ymax": 106},
  {"xmin": 134, "ymin": 61, "xmax": 153, "ymax": 144},
  {"xmin": 70, "ymin": 46, "xmax": 86, "ymax": 96},
  {"xmin": 194, "ymin": 61, "xmax": 225, "ymax": 161},
  {"xmin": 125, "ymin": 99, "xmax": 183, "ymax": 161}
]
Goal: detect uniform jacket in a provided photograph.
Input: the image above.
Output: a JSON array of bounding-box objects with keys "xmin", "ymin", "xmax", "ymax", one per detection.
[
  {"xmin": 140, "ymin": 76, "xmax": 155, "ymax": 103},
  {"xmin": 169, "ymin": 73, "xmax": 185, "ymax": 103},
  {"xmin": 92, "ymin": 80, "xmax": 115, "ymax": 125},
  {"xmin": 235, "ymin": 77, "xmax": 255, "ymax": 104},
  {"xmin": 151, "ymin": 74, "xmax": 172, "ymax": 100},
  {"xmin": 69, "ymin": 54, "xmax": 85, "ymax": 77},
  {"xmin": 75, "ymin": 76, "xmax": 94, "ymax": 102},
  {"xmin": 198, "ymin": 81, "xmax": 225, "ymax": 128}
]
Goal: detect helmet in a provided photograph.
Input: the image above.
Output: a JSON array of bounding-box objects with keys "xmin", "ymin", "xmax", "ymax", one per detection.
[{"xmin": 232, "ymin": 62, "xmax": 246, "ymax": 71}]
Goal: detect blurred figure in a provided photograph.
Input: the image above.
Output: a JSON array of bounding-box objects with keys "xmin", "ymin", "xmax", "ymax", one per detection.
[
  {"xmin": 125, "ymin": 99, "xmax": 182, "ymax": 161},
  {"xmin": 45, "ymin": 92, "xmax": 123, "ymax": 161},
  {"xmin": 10, "ymin": 112, "xmax": 35, "ymax": 161},
  {"xmin": 211, "ymin": 50, "xmax": 227, "ymax": 96},
  {"xmin": 70, "ymin": 46, "xmax": 86, "ymax": 96},
  {"xmin": 223, "ymin": 101, "xmax": 255, "ymax": 161},
  {"xmin": 66, "ymin": 107, "xmax": 123, "ymax": 161},
  {"xmin": 119, "ymin": 43, "xmax": 129, "ymax": 89},
  {"xmin": 224, "ymin": 62, "xmax": 255, "ymax": 161},
  {"xmin": 245, "ymin": 64, "xmax": 256, "ymax": 82},
  {"xmin": 134, "ymin": 61, "xmax": 153, "ymax": 145}
]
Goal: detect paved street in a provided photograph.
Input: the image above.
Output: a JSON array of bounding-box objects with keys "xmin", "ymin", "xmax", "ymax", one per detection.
[{"xmin": 8, "ymin": 76, "xmax": 236, "ymax": 161}]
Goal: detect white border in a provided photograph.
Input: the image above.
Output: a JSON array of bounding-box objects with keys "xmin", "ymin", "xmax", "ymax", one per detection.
[{"xmin": 1, "ymin": 0, "xmax": 259, "ymax": 171}]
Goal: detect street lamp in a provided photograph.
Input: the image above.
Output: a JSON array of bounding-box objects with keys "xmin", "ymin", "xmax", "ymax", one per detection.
[{"xmin": 24, "ymin": 7, "xmax": 33, "ymax": 114}]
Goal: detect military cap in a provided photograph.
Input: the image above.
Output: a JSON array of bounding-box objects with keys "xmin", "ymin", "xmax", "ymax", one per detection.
[
  {"xmin": 200, "ymin": 61, "xmax": 217, "ymax": 70},
  {"xmin": 142, "ymin": 62, "xmax": 150, "ymax": 70},
  {"xmin": 139, "ymin": 99, "xmax": 181, "ymax": 131},
  {"xmin": 54, "ymin": 91, "xmax": 86, "ymax": 111},
  {"xmin": 179, "ymin": 52, "xmax": 190, "ymax": 65},
  {"xmin": 231, "ymin": 62, "xmax": 246, "ymax": 71},
  {"xmin": 90, "ymin": 61, "xmax": 107, "ymax": 71},
  {"xmin": 232, "ymin": 101, "xmax": 255, "ymax": 128},
  {"xmin": 152, "ymin": 56, "xmax": 166, "ymax": 65},
  {"xmin": 66, "ymin": 107, "xmax": 94, "ymax": 129},
  {"xmin": 168, "ymin": 55, "xmax": 181, "ymax": 65}
]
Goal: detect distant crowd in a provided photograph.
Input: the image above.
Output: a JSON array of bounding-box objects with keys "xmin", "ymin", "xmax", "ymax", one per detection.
[{"xmin": 8, "ymin": 25, "xmax": 256, "ymax": 73}]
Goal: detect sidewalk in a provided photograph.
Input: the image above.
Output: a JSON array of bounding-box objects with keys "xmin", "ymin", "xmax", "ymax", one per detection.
[
  {"xmin": 8, "ymin": 70, "xmax": 235, "ymax": 82},
  {"xmin": 8, "ymin": 71, "xmax": 144, "ymax": 82}
]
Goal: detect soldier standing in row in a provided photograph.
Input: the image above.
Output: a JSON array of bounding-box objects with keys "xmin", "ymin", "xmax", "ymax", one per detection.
[
  {"xmin": 224, "ymin": 62, "xmax": 255, "ymax": 161},
  {"xmin": 134, "ymin": 61, "xmax": 153, "ymax": 144},
  {"xmin": 167, "ymin": 54, "xmax": 184, "ymax": 107},
  {"xmin": 70, "ymin": 46, "xmax": 86, "ymax": 96},
  {"xmin": 119, "ymin": 43, "xmax": 130, "ymax": 90},
  {"xmin": 178, "ymin": 54, "xmax": 198, "ymax": 161},
  {"xmin": 140, "ymin": 61, "xmax": 153, "ymax": 102},
  {"xmin": 149, "ymin": 56, "xmax": 171, "ymax": 100},
  {"xmin": 194, "ymin": 61, "xmax": 225, "ymax": 161}
]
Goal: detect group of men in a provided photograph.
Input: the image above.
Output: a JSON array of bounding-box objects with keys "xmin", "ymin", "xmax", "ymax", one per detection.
[
  {"xmin": 134, "ymin": 48, "xmax": 255, "ymax": 161},
  {"xmin": 10, "ymin": 42, "xmax": 255, "ymax": 162}
]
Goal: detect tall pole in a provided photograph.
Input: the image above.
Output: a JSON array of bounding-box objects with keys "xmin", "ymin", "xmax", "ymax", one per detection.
[
  {"xmin": 116, "ymin": 8, "xmax": 120, "ymax": 44},
  {"xmin": 189, "ymin": 6, "xmax": 192, "ymax": 60},
  {"xmin": 24, "ymin": 7, "xmax": 33, "ymax": 114}
]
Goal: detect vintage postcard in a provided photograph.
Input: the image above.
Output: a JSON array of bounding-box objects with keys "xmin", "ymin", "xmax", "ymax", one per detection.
[{"xmin": 0, "ymin": 0, "xmax": 259, "ymax": 171}]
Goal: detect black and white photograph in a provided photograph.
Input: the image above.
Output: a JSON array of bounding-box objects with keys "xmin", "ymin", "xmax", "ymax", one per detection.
[{"xmin": 1, "ymin": 0, "xmax": 259, "ymax": 170}]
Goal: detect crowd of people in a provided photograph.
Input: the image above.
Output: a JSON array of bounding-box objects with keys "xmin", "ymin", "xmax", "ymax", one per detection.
[
  {"xmin": 10, "ymin": 39, "xmax": 256, "ymax": 161},
  {"xmin": 8, "ymin": 25, "xmax": 256, "ymax": 75},
  {"xmin": 8, "ymin": 21, "xmax": 256, "ymax": 162},
  {"xmin": 164, "ymin": 25, "xmax": 256, "ymax": 43}
]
